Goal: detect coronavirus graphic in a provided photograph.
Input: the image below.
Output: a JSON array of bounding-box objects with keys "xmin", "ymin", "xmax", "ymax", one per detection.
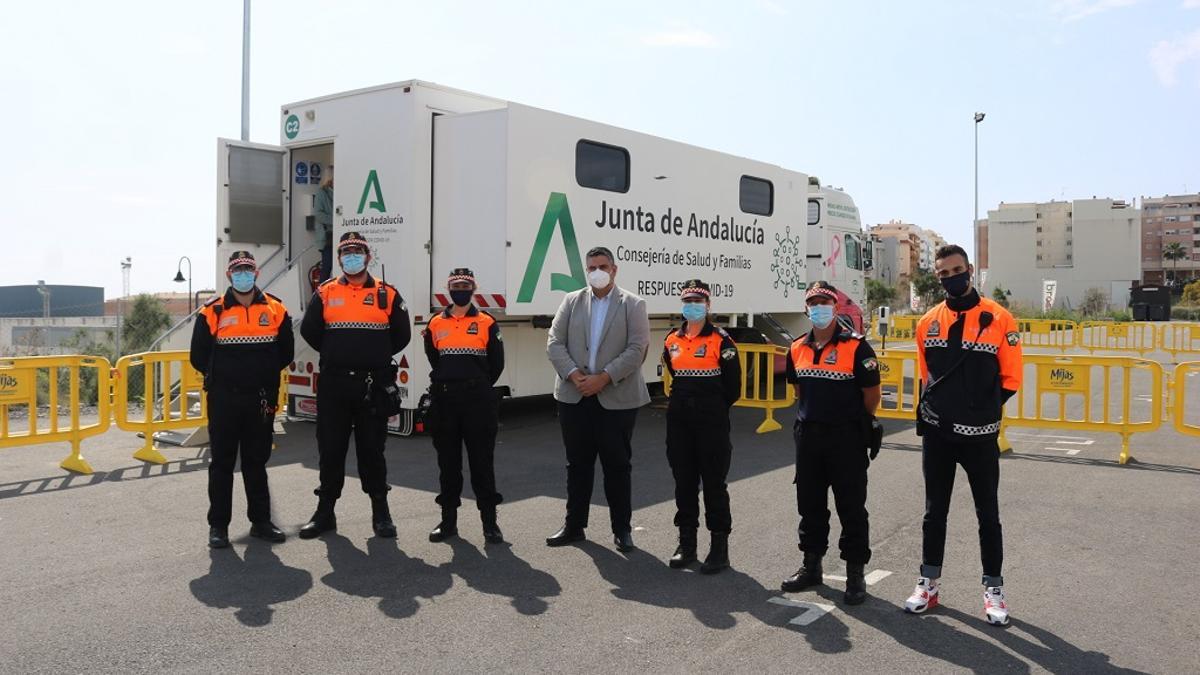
[{"xmin": 771, "ymin": 226, "xmax": 806, "ymax": 297}]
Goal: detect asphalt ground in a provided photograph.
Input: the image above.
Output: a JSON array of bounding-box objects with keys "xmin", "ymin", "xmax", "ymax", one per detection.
[{"xmin": 1, "ymin": 357, "xmax": 1198, "ymax": 674}]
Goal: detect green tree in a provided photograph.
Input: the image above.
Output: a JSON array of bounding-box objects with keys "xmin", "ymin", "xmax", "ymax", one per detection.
[
  {"xmin": 58, "ymin": 328, "xmax": 117, "ymax": 405},
  {"xmin": 121, "ymin": 294, "xmax": 171, "ymax": 356},
  {"xmin": 991, "ymin": 285, "xmax": 1011, "ymax": 308},
  {"xmin": 1163, "ymin": 242, "xmax": 1188, "ymax": 283},
  {"xmin": 865, "ymin": 279, "xmax": 897, "ymax": 312},
  {"xmin": 1182, "ymin": 279, "xmax": 1200, "ymax": 306},
  {"xmin": 910, "ymin": 269, "xmax": 943, "ymax": 309}
]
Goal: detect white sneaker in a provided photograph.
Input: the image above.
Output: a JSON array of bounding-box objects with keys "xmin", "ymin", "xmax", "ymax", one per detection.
[
  {"xmin": 984, "ymin": 586, "xmax": 1009, "ymax": 626},
  {"xmin": 904, "ymin": 577, "xmax": 940, "ymax": 614}
]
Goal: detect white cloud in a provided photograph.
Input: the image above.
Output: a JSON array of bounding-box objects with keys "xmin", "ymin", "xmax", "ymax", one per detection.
[
  {"xmin": 641, "ymin": 28, "xmax": 719, "ymax": 48},
  {"xmin": 1149, "ymin": 28, "xmax": 1200, "ymax": 86},
  {"xmin": 754, "ymin": 0, "xmax": 789, "ymax": 16},
  {"xmin": 1051, "ymin": 0, "xmax": 1141, "ymax": 22},
  {"xmin": 1184, "ymin": 0, "xmax": 1200, "ymax": 8}
]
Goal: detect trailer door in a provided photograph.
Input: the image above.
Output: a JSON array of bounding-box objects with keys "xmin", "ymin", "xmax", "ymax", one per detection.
[{"xmin": 215, "ymin": 138, "xmax": 296, "ymax": 306}]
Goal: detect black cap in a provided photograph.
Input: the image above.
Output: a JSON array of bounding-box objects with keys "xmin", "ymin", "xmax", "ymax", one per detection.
[
  {"xmin": 226, "ymin": 250, "xmax": 257, "ymax": 271},
  {"xmin": 337, "ymin": 231, "xmax": 369, "ymax": 253},
  {"xmin": 448, "ymin": 268, "xmax": 476, "ymax": 285},
  {"xmin": 681, "ymin": 279, "xmax": 710, "ymax": 299}
]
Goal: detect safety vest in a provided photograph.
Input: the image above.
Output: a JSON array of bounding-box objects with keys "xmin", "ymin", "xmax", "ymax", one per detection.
[
  {"xmin": 200, "ymin": 291, "xmax": 287, "ymax": 345},
  {"xmin": 788, "ymin": 331, "xmax": 869, "ymax": 424},
  {"xmin": 664, "ymin": 328, "xmax": 725, "ymax": 377},
  {"xmin": 916, "ymin": 294, "xmax": 1022, "ymax": 441},
  {"xmin": 428, "ymin": 309, "xmax": 495, "ymax": 357},
  {"xmin": 318, "ymin": 275, "xmax": 395, "ymax": 331}
]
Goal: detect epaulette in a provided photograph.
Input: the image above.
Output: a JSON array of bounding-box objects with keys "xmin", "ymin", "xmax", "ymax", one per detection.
[
  {"xmin": 318, "ymin": 278, "xmax": 337, "ymax": 288},
  {"xmin": 203, "ymin": 294, "xmax": 223, "ymax": 307},
  {"xmin": 265, "ymin": 291, "xmax": 282, "ymax": 302},
  {"xmin": 715, "ymin": 326, "xmax": 731, "ymax": 339}
]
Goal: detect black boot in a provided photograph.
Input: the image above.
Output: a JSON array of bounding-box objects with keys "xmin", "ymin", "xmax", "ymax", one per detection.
[
  {"xmin": 299, "ymin": 497, "xmax": 337, "ymax": 539},
  {"xmin": 429, "ymin": 508, "xmax": 458, "ymax": 542},
  {"xmin": 669, "ymin": 528, "xmax": 698, "ymax": 569},
  {"xmin": 700, "ymin": 533, "xmax": 730, "ymax": 574},
  {"xmin": 371, "ymin": 494, "xmax": 396, "ymax": 538},
  {"xmin": 481, "ymin": 508, "xmax": 504, "ymax": 544},
  {"xmin": 781, "ymin": 552, "xmax": 823, "ymax": 592},
  {"xmin": 844, "ymin": 562, "xmax": 867, "ymax": 605}
]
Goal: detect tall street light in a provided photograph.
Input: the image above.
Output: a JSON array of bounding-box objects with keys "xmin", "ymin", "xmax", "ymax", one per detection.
[
  {"xmin": 974, "ymin": 111, "xmax": 986, "ymax": 288},
  {"xmin": 174, "ymin": 256, "xmax": 193, "ymax": 314}
]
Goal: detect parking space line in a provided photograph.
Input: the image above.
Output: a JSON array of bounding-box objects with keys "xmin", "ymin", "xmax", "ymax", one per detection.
[
  {"xmin": 768, "ymin": 597, "xmax": 836, "ymax": 626},
  {"xmin": 822, "ymin": 569, "xmax": 893, "ymax": 585}
]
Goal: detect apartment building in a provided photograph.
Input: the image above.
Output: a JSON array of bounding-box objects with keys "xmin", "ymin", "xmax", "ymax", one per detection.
[{"xmin": 1140, "ymin": 194, "xmax": 1200, "ymax": 285}]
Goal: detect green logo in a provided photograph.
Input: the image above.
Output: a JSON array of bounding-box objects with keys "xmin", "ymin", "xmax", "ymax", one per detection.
[
  {"xmin": 357, "ymin": 169, "xmax": 387, "ymax": 214},
  {"xmin": 517, "ymin": 192, "xmax": 586, "ymax": 302},
  {"xmin": 284, "ymin": 114, "xmax": 300, "ymax": 140}
]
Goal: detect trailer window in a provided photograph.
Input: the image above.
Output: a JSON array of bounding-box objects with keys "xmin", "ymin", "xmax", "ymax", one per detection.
[
  {"xmin": 845, "ymin": 234, "xmax": 862, "ymax": 270},
  {"xmin": 227, "ymin": 146, "xmax": 284, "ymax": 245},
  {"xmin": 576, "ymin": 140, "xmax": 630, "ymax": 193},
  {"xmin": 807, "ymin": 200, "xmax": 820, "ymax": 225},
  {"xmin": 740, "ymin": 176, "xmax": 773, "ymax": 216}
]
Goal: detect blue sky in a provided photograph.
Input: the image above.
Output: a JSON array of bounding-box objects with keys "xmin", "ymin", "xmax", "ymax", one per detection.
[{"xmin": 2, "ymin": 0, "xmax": 1198, "ymax": 298}]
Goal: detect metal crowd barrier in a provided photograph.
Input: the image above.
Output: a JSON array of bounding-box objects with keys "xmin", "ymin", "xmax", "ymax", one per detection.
[
  {"xmin": 0, "ymin": 355, "xmax": 112, "ymax": 474},
  {"xmin": 1159, "ymin": 323, "xmax": 1200, "ymax": 360},
  {"xmin": 1016, "ymin": 319, "xmax": 1077, "ymax": 352},
  {"xmin": 1173, "ymin": 361, "xmax": 1200, "ymax": 438},
  {"xmin": 1080, "ymin": 321, "xmax": 1158, "ymax": 356},
  {"xmin": 1004, "ymin": 354, "xmax": 1162, "ymax": 464},
  {"xmin": 113, "ymin": 350, "xmax": 209, "ymax": 465}
]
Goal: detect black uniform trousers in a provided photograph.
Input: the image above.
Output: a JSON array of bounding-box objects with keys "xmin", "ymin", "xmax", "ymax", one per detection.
[
  {"xmin": 206, "ymin": 389, "xmax": 274, "ymax": 528},
  {"xmin": 920, "ymin": 432, "xmax": 1003, "ymax": 584},
  {"xmin": 315, "ymin": 370, "xmax": 390, "ymax": 499},
  {"xmin": 794, "ymin": 419, "xmax": 871, "ymax": 564},
  {"xmin": 665, "ymin": 394, "xmax": 732, "ymax": 534},
  {"xmin": 430, "ymin": 380, "xmax": 502, "ymax": 511},
  {"xmin": 558, "ymin": 395, "xmax": 638, "ymax": 535}
]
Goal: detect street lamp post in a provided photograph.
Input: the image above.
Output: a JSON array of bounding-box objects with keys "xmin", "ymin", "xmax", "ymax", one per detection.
[
  {"xmin": 974, "ymin": 112, "xmax": 986, "ymax": 288},
  {"xmin": 117, "ymin": 257, "xmax": 132, "ymax": 356},
  {"xmin": 174, "ymin": 256, "xmax": 193, "ymax": 314}
]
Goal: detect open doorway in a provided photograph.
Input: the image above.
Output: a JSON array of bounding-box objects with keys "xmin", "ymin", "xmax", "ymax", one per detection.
[{"xmin": 288, "ymin": 143, "xmax": 334, "ymax": 304}]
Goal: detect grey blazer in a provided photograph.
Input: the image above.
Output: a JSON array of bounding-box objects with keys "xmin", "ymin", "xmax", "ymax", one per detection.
[{"xmin": 546, "ymin": 286, "xmax": 651, "ymax": 409}]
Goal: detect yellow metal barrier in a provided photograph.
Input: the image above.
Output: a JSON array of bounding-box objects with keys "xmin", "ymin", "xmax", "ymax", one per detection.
[
  {"xmin": 1016, "ymin": 319, "xmax": 1078, "ymax": 352},
  {"xmin": 1173, "ymin": 361, "xmax": 1200, "ymax": 437},
  {"xmin": 1004, "ymin": 354, "xmax": 1162, "ymax": 464},
  {"xmin": 662, "ymin": 343, "xmax": 794, "ymax": 434},
  {"xmin": 872, "ymin": 315, "xmax": 918, "ymax": 341},
  {"xmin": 1080, "ymin": 321, "xmax": 1157, "ymax": 355},
  {"xmin": 0, "ymin": 355, "xmax": 112, "ymax": 474},
  {"xmin": 874, "ymin": 350, "xmax": 918, "ymax": 421},
  {"xmin": 1158, "ymin": 323, "xmax": 1200, "ymax": 360},
  {"xmin": 113, "ymin": 350, "xmax": 207, "ymax": 464}
]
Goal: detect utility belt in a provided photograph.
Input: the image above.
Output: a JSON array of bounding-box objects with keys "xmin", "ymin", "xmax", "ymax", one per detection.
[
  {"xmin": 321, "ymin": 366, "xmax": 393, "ymax": 379},
  {"xmin": 322, "ymin": 365, "xmax": 402, "ymax": 417},
  {"xmin": 430, "ymin": 378, "xmax": 490, "ymax": 396}
]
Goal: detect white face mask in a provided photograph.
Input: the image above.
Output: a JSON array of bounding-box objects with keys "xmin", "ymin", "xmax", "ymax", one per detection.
[{"xmin": 587, "ymin": 269, "xmax": 611, "ymax": 290}]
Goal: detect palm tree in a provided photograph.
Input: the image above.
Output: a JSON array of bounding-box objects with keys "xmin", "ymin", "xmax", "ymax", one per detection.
[{"xmin": 1163, "ymin": 242, "xmax": 1188, "ymax": 285}]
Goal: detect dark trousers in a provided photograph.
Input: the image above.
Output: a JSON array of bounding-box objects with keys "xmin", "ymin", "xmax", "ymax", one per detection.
[
  {"xmin": 921, "ymin": 433, "xmax": 1003, "ymax": 584},
  {"xmin": 794, "ymin": 420, "xmax": 871, "ymax": 564},
  {"xmin": 431, "ymin": 381, "xmax": 502, "ymax": 511},
  {"xmin": 206, "ymin": 390, "xmax": 274, "ymax": 528},
  {"xmin": 666, "ymin": 395, "xmax": 732, "ymax": 534},
  {"xmin": 319, "ymin": 230, "xmax": 333, "ymax": 282},
  {"xmin": 558, "ymin": 396, "xmax": 638, "ymax": 535},
  {"xmin": 315, "ymin": 371, "xmax": 390, "ymax": 499}
]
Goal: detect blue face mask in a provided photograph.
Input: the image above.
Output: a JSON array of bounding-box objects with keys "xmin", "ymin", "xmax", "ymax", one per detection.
[
  {"xmin": 340, "ymin": 253, "xmax": 366, "ymax": 275},
  {"xmin": 808, "ymin": 304, "xmax": 835, "ymax": 329},
  {"xmin": 230, "ymin": 270, "xmax": 256, "ymax": 293},
  {"xmin": 681, "ymin": 302, "xmax": 707, "ymax": 323}
]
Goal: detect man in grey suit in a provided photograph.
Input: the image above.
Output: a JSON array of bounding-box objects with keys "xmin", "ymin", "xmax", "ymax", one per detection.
[{"xmin": 545, "ymin": 246, "xmax": 651, "ymax": 552}]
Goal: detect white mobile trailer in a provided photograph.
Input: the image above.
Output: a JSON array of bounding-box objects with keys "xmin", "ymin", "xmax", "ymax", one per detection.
[
  {"xmin": 806, "ymin": 181, "xmax": 871, "ymax": 309},
  {"xmin": 213, "ymin": 80, "xmax": 813, "ymax": 434}
]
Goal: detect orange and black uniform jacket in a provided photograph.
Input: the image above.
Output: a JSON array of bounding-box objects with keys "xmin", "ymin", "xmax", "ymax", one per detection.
[
  {"xmin": 422, "ymin": 306, "xmax": 504, "ymax": 384},
  {"xmin": 785, "ymin": 329, "xmax": 880, "ymax": 424},
  {"xmin": 300, "ymin": 274, "xmax": 411, "ymax": 370},
  {"xmin": 916, "ymin": 289, "xmax": 1022, "ymax": 442},
  {"xmin": 189, "ymin": 288, "xmax": 294, "ymax": 396},
  {"xmin": 662, "ymin": 322, "xmax": 742, "ymax": 407}
]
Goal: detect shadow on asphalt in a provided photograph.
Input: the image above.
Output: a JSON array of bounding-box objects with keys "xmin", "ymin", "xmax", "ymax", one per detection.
[
  {"xmin": 444, "ymin": 537, "xmax": 562, "ymax": 616},
  {"xmin": 320, "ymin": 534, "xmax": 453, "ymax": 619},
  {"xmin": 883, "ymin": 441, "xmax": 1200, "ymax": 476},
  {"xmin": 0, "ymin": 449, "xmax": 210, "ymax": 500},
  {"xmin": 188, "ymin": 540, "xmax": 313, "ymax": 627}
]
